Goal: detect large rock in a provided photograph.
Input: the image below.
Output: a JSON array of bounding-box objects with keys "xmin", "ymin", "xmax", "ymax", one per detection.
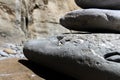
[
  {"xmin": 24, "ymin": 34, "xmax": 120, "ymax": 80},
  {"xmin": 0, "ymin": 58, "xmax": 44, "ymax": 80},
  {"xmin": 1, "ymin": 0, "xmax": 79, "ymax": 39},
  {"xmin": 60, "ymin": 9, "xmax": 120, "ymax": 32},
  {"xmin": 25, "ymin": 0, "xmax": 79, "ymax": 38},
  {"xmin": 0, "ymin": 0, "xmax": 79, "ymax": 47},
  {"xmin": 75, "ymin": 0, "xmax": 120, "ymax": 9},
  {"xmin": 0, "ymin": 58, "xmax": 74, "ymax": 80},
  {"xmin": 0, "ymin": 0, "xmax": 25, "ymax": 45}
]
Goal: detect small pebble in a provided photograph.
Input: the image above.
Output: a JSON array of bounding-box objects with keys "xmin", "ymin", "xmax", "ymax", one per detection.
[
  {"xmin": 0, "ymin": 50, "xmax": 9, "ymax": 57},
  {"xmin": 3, "ymin": 48, "xmax": 16, "ymax": 54}
]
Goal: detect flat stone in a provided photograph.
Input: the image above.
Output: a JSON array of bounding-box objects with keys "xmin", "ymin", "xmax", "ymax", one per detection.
[
  {"xmin": 23, "ymin": 34, "xmax": 120, "ymax": 80},
  {"xmin": 60, "ymin": 9, "xmax": 120, "ymax": 33},
  {"xmin": 0, "ymin": 58, "xmax": 44, "ymax": 80},
  {"xmin": 3, "ymin": 48, "xmax": 16, "ymax": 54},
  {"xmin": 75, "ymin": 0, "xmax": 120, "ymax": 9}
]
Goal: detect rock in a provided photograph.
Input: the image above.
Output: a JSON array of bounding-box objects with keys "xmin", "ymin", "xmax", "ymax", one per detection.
[
  {"xmin": 0, "ymin": 58, "xmax": 44, "ymax": 80},
  {"xmin": 0, "ymin": 0, "xmax": 25, "ymax": 44},
  {"xmin": 0, "ymin": 50, "xmax": 9, "ymax": 57},
  {"xmin": 75, "ymin": 0, "xmax": 120, "ymax": 9},
  {"xmin": 0, "ymin": 58, "xmax": 77, "ymax": 80},
  {"xmin": 0, "ymin": 0, "xmax": 79, "ymax": 41},
  {"xmin": 23, "ymin": 34, "xmax": 120, "ymax": 80},
  {"xmin": 3, "ymin": 48, "xmax": 16, "ymax": 54},
  {"xmin": 60, "ymin": 9, "xmax": 120, "ymax": 33},
  {"xmin": 25, "ymin": 0, "xmax": 79, "ymax": 38},
  {"xmin": 0, "ymin": 43, "xmax": 25, "ymax": 59}
]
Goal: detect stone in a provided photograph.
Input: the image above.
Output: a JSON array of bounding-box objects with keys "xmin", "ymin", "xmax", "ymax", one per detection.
[
  {"xmin": 25, "ymin": 0, "xmax": 79, "ymax": 38},
  {"xmin": 0, "ymin": 58, "xmax": 76, "ymax": 80},
  {"xmin": 3, "ymin": 48, "xmax": 16, "ymax": 54},
  {"xmin": 0, "ymin": 58, "xmax": 44, "ymax": 80},
  {"xmin": 23, "ymin": 34, "xmax": 120, "ymax": 80},
  {"xmin": 75, "ymin": 0, "xmax": 120, "ymax": 9},
  {"xmin": 0, "ymin": 0, "xmax": 79, "ymax": 48},
  {"xmin": 60, "ymin": 9, "xmax": 120, "ymax": 33},
  {"xmin": 0, "ymin": 0, "xmax": 25, "ymax": 45},
  {"xmin": 0, "ymin": 50, "xmax": 9, "ymax": 57}
]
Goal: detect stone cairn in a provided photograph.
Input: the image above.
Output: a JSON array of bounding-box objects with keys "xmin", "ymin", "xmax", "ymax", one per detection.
[
  {"xmin": 60, "ymin": 0, "xmax": 120, "ymax": 33},
  {"xmin": 23, "ymin": 0, "xmax": 120, "ymax": 80}
]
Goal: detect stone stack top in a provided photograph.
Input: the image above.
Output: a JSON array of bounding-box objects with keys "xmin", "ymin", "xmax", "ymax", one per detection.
[
  {"xmin": 59, "ymin": 0, "xmax": 120, "ymax": 33},
  {"xmin": 75, "ymin": 0, "xmax": 120, "ymax": 10},
  {"xmin": 60, "ymin": 9, "xmax": 120, "ymax": 33}
]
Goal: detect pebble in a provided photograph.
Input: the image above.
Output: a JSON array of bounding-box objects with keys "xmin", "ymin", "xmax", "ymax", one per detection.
[
  {"xmin": 0, "ymin": 43, "xmax": 25, "ymax": 60},
  {"xmin": 0, "ymin": 50, "xmax": 9, "ymax": 57},
  {"xmin": 3, "ymin": 48, "xmax": 16, "ymax": 54}
]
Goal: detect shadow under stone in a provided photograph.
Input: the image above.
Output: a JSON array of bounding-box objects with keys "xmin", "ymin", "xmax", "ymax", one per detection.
[
  {"xmin": 19, "ymin": 59, "xmax": 76, "ymax": 80},
  {"xmin": 63, "ymin": 29, "xmax": 120, "ymax": 34}
]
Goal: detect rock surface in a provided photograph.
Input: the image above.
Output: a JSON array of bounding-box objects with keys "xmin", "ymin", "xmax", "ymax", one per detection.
[
  {"xmin": 0, "ymin": 58, "xmax": 76, "ymax": 80},
  {"xmin": 0, "ymin": 0, "xmax": 25, "ymax": 45},
  {"xmin": 75, "ymin": 0, "xmax": 120, "ymax": 9},
  {"xmin": 24, "ymin": 0, "xmax": 79, "ymax": 38},
  {"xmin": 0, "ymin": 0, "xmax": 79, "ymax": 45},
  {"xmin": 60, "ymin": 9, "xmax": 120, "ymax": 33},
  {"xmin": 0, "ymin": 58, "xmax": 44, "ymax": 80},
  {"xmin": 23, "ymin": 34, "xmax": 120, "ymax": 80}
]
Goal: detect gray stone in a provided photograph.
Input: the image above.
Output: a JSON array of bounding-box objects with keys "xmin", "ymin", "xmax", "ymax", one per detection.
[
  {"xmin": 24, "ymin": 34, "xmax": 120, "ymax": 80},
  {"xmin": 0, "ymin": 50, "xmax": 9, "ymax": 57},
  {"xmin": 60, "ymin": 9, "xmax": 120, "ymax": 33},
  {"xmin": 75, "ymin": 0, "xmax": 120, "ymax": 9}
]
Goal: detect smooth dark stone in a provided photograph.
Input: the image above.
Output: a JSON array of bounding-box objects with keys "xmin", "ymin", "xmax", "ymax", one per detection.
[
  {"xmin": 60, "ymin": 9, "xmax": 120, "ymax": 33},
  {"xmin": 75, "ymin": 0, "xmax": 120, "ymax": 9},
  {"xmin": 23, "ymin": 34, "xmax": 120, "ymax": 80}
]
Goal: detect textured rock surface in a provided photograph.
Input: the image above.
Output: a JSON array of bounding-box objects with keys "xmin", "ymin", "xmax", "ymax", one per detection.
[
  {"xmin": 0, "ymin": 58, "xmax": 44, "ymax": 80},
  {"xmin": 0, "ymin": 0, "xmax": 25, "ymax": 45},
  {"xmin": 75, "ymin": 0, "xmax": 120, "ymax": 9},
  {"xmin": 0, "ymin": 0, "xmax": 79, "ymax": 46},
  {"xmin": 0, "ymin": 58, "xmax": 76, "ymax": 80},
  {"xmin": 60, "ymin": 9, "xmax": 120, "ymax": 32},
  {"xmin": 25, "ymin": 0, "xmax": 79, "ymax": 38},
  {"xmin": 24, "ymin": 34, "xmax": 120, "ymax": 80}
]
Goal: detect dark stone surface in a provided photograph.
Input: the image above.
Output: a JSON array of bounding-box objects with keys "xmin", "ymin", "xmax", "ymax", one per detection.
[
  {"xmin": 23, "ymin": 34, "xmax": 120, "ymax": 80},
  {"xmin": 60, "ymin": 9, "xmax": 120, "ymax": 33},
  {"xmin": 75, "ymin": 0, "xmax": 120, "ymax": 9}
]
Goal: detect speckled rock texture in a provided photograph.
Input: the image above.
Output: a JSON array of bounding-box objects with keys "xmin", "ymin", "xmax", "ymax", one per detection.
[{"xmin": 24, "ymin": 34, "xmax": 120, "ymax": 80}]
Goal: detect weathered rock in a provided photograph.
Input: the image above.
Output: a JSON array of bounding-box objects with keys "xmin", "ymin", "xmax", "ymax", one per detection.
[
  {"xmin": 0, "ymin": 0, "xmax": 79, "ymax": 48},
  {"xmin": 23, "ymin": 34, "xmax": 120, "ymax": 80},
  {"xmin": 0, "ymin": 0, "xmax": 25, "ymax": 45},
  {"xmin": 0, "ymin": 58, "xmax": 77, "ymax": 80},
  {"xmin": 25, "ymin": 0, "xmax": 79, "ymax": 38},
  {"xmin": 60, "ymin": 9, "xmax": 120, "ymax": 32},
  {"xmin": 0, "ymin": 58, "xmax": 44, "ymax": 80},
  {"xmin": 75, "ymin": 0, "xmax": 120, "ymax": 9}
]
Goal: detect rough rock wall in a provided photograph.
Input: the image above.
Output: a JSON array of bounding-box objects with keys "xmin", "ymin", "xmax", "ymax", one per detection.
[
  {"xmin": 0, "ymin": 0, "xmax": 25, "ymax": 46},
  {"xmin": 0, "ymin": 0, "xmax": 78, "ymax": 44},
  {"xmin": 0, "ymin": 0, "xmax": 79, "ymax": 46},
  {"xmin": 23, "ymin": 0, "xmax": 79, "ymax": 38}
]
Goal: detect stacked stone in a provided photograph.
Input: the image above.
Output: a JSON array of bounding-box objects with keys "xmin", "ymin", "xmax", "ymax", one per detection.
[
  {"xmin": 60, "ymin": 0, "xmax": 120, "ymax": 33},
  {"xmin": 23, "ymin": 0, "xmax": 120, "ymax": 80}
]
